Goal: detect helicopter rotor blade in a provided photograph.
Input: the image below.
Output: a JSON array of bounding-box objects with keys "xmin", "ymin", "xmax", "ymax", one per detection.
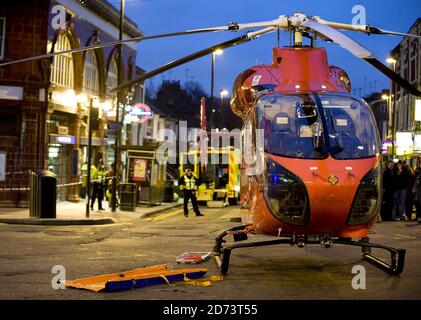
[
  {"xmin": 0, "ymin": 26, "xmax": 235, "ymax": 68},
  {"xmin": 111, "ymin": 27, "xmax": 276, "ymax": 92},
  {"xmin": 314, "ymin": 17, "xmax": 421, "ymax": 38},
  {"xmin": 226, "ymin": 15, "xmax": 289, "ymax": 31},
  {"xmin": 302, "ymin": 20, "xmax": 421, "ymax": 97}
]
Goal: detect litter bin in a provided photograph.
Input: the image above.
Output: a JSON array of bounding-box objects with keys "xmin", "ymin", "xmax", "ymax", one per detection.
[
  {"xmin": 120, "ymin": 183, "xmax": 136, "ymax": 211},
  {"xmin": 164, "ymin": 180, "xmax": 175, "ymax": 202},
  {"xmin": 30, "ymin": 170, "xmax": 57, "ymax": 218}
]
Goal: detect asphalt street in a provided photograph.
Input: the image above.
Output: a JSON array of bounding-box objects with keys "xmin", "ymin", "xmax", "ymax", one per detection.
[{"xmin": 0, "ymin": 205, "xmax": 420, "ymax": 300}]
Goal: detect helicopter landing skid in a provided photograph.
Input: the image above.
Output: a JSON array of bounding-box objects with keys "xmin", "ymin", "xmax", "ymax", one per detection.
[{"xmin": 213, "ymin": 226, "xmax": 406, "ymax": 276}]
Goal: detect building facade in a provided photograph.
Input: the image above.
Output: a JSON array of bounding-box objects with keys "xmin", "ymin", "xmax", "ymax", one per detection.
[
  {"xmin": 0, "ymin": 0, "xmax": 142, "ymax": 206},
  {"xmin": 390, "ymin": 17, "xmax": 421, "ymax": 166},
  {"xmin": 365, "ymin": 91, "xmax": 389, "ymax": 147}
]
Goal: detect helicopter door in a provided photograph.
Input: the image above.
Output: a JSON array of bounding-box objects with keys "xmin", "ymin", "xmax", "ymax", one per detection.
[
  {"xmin": 243, "ymin": 109, "xmax": 265, "ymax": 173},
  {"xmin": 239, "ymin": 110, "xmax": 259, "ymax": 214}
]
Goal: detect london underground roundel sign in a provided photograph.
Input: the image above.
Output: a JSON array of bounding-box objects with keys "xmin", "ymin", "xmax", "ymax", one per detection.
[{"xmin": 131, "ymin": 103, "xmax": 153, "ymax": 124}]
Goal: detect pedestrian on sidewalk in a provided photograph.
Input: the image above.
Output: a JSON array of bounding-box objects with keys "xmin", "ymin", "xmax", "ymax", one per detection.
[
  {"xmin": 414, "ymin": 167, "xmax": 421, "ymax": 223},
  {"xmin": 91, "ymin": 159, "xmax": 107, "ymax": 211},
  {"xmin": 405, "ymin": 163, "xmax": 416, "ymax": 221},
  {"xmin": 393, "ymin": 160, "xmax": 409, "ymax": 221},
  {"xmin": 105, "ymin": 162, "xmax": 119, "ymax": 208},
  {"xmin": 178, "ymin": 168, "xmax": 204, "ymax": 217},
  {"xmin": 381, "ymin": 160, "xmax": 396, "ymax": 221}
]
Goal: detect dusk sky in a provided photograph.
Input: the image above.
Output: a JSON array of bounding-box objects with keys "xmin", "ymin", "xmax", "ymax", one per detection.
[{"xmin": 109, "ymin": 0, "xmax": 420, "ymax": 98}]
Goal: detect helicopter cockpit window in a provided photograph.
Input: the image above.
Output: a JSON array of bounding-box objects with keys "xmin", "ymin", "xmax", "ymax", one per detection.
[
  {"xmin": 320, "ymin": 95, "xmax": 380, "ymax": 159},
  {"xmin": 257, "ymin": 94, "xmax": 326, "ymax": 159}
]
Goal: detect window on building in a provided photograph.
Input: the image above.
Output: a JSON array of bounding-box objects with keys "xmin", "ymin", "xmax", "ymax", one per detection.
[
  {"xmin": 106, "ymin": 59, "xmax": 118, "ymax": 96},
  {"xmin": 382, "ymin": 121, "xmax": 388, "ymax": 141},
  {"xmin": 396, "ymin": 59, "xmax": 401, "ymax": 100},
  {"xmin": 0, "ymin": 108, "xmax": 20, "ymax": 136},
  {"xmin": 50, "ymin": 34, "xmax": 74, "ymax": 88},
  {"xmin": 136, "ymin": 83, "xmax": 145, "ymax": 102},
  {"xmin": 410, "ymin": 40, "xmax": 418, "ymax": 83},
  {"xmin": 83, "ymin": 51, "xmax": 99, "ymax": 96},
  {"xmin": 382, "ymin": 105, "xmax": 387, "ymax": 114},
  {"xmin": 0, "ymin": 18, "xmax": 5, "ymax": 60}
]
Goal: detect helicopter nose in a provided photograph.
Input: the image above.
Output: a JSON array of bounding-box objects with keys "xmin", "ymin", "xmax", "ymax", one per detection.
[{"xmin": 310, "ymin": 171, "xmax": 359, "ymax": 225}]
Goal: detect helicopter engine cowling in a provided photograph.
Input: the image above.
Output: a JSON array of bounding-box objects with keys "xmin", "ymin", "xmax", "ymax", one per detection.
[{"xmin": 230, "ymin": 47, "xmax": 351, "ymax": 118}]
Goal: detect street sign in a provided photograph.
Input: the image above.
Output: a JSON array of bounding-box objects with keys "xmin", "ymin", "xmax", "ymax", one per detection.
[
  {"xmin": 106, "ymin": 129, "xmax": 116, "ymax": 136},
  {"xmin": 109, "ymin": 123, "xmax": 123, "ymax": 130}
]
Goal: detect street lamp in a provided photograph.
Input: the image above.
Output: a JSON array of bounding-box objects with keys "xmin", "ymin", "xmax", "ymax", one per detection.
[
  {"xmin": 210, "ymin": 49, "xmax": 223, "ymax": 128},
  {"xmin": 387, "ymin": 57, "xmax": 397, "ymax": 160},
  {"xmin": 218, "ymin": 89, "xmax": 229, "ymax": 127},
  {"xmin": 382, "ymin": 93, "xmax": 395, "ymax": 159},
  {"xmin": 386, "ymin": 57, "xmax": 397, "ymax": 65},
  {"xmin": 111, "ymin": 0, "xmax": 126, "ymax": 213},
  {"xmin": 220, "ymin": 89, "xmax": 228, "ymax": 108}
]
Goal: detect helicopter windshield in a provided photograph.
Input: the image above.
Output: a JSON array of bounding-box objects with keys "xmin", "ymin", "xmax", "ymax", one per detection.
[
  {"xmin": 257, "ymin": 93, "xmax": 326, "ymax": 159},
  {"xmin": 256, "ymin": 93, "xmax": 380, "ymax": 159},
  {"xmin": 319, "ymin": 94, "xmax": 380, "ymax": 159}
]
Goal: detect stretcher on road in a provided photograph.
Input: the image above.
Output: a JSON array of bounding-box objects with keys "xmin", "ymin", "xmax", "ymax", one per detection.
[{"xmin": 65, "ymin": 264, "xmax": 208, "ymax": 292}]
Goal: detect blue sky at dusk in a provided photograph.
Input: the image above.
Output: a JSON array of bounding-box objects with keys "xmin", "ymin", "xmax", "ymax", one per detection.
[{"xmin": 109, "ymin": 0, "xmax": 420, "ymax": 98}]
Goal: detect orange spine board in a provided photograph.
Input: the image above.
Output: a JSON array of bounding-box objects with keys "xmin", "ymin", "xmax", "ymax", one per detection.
[{"xmin": 65, "ymin": 264, "xmax": 208, "ymax": 292}]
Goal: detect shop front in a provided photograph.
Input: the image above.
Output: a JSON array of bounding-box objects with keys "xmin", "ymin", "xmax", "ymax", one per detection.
[
  {"xmin": 412, "ymin": 133, "xmax": 421, "ymax": 169},
  {"xmin": 48, "ymin": 134, "xmax": 75, "ymax": 201}
]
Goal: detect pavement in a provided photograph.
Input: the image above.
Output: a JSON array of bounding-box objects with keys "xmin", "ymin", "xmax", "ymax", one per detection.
[
  {"xmin": 0, "ymin": 199, "xmax": 184, "ymax": 225},
  {"xmin": 0, "ymin": 205, "xmax": 420, "ymax": 300}
]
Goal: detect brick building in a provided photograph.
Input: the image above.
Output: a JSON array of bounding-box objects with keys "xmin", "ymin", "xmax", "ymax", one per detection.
[
  {"xmin": 389, "ymin": 17, "xmax": 420, "ymax": 166},
  {"xmin": 0, "ymin": 0, "xmax": 142, "ymax": 206}
]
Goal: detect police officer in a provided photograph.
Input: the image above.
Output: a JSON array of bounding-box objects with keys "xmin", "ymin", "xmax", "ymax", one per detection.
[
  {"xmin": 91, "ymin": 160, "xmax": 107, "ymax": 211},
  {"xmin": 178, "ymin": 168, "xmax": 204, "ymax": 217}
]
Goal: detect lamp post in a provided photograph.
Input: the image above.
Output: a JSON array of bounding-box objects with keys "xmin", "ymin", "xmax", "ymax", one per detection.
[
  {"xmin": 112, "ymin": 0, "xmax": 125, "ymax": 212},
  {"xmin": 382, "ymin": 93, "xmax": 392, "ymax": 152},
  {"xmin": 220, "ymin": 89, "xmax": 228, "ymax": 107},
  {"xmin": 219, "ymin": 89, "xmax": 228, "ymax": 122},
  {"xmin": 85, "ymin": 97, "xmax": 100, "ymax": 218},
  {"xmin": 210, "ymin": 49, "xmax": 223, "ymax": 129},
  {"xmin": 386, "ymin": 57, "xmax": 397, "ymax": 160}
]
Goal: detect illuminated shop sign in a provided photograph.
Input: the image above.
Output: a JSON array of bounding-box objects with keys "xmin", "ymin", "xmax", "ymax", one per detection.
[
  {"xmin": 50, "ymin": 135, "xmax": 75, "ymax": 145},
  {"xmin": 382, "ymin": 141, "xmax": 392, "ymax": 154},
  {"xmin": 415, "ymin": 99, "xmax": 421, "ymax": 122},
  {"xmin": 414, "ymin": 134, "xmax": 421, "ymax": 152},
  {"xmin": 395, "ymin": 132, "xmax": 413, "ymax": 156},
  {"xmin": 51, "ymin": 89, "xmax": 77, "ymax": 111}
]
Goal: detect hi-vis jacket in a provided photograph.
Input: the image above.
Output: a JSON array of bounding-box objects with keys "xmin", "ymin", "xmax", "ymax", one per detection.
[
  {"xmin": 91, "ymin": 166, "xmax": 107, "ymax": 184},
  {"xmin": 178, "ymin": 174, "xmax": 200, "ymax": 191}
]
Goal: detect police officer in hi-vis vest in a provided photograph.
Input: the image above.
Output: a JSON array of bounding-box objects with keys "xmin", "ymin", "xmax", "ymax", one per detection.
[{"xmin": 178, "ymin": 168, "xmax": 204, "ymax": 217}]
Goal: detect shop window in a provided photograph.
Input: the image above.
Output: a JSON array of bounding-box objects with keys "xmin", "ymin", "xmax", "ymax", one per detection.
[
  {"xmin": 83, "ymin": 51, "xmax": 99, "ymax": 96},
  {"xmin": 50, "ymin": 34, "xmax": 74, "ymax": 88},
  {"xmin": 106, "ymin": 59, "xmax": 118, "ymax": 97}
]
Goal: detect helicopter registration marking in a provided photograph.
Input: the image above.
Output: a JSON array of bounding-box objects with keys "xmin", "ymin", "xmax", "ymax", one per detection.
[{"xmin": 252, "ymin": 75, "xmax": 262, "ymax": 86}]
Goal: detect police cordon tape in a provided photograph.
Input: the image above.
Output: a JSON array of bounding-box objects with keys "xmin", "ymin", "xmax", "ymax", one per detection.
[{"xmin": 0, "ymin": 176, "xmax": 117, "ymax": 192}]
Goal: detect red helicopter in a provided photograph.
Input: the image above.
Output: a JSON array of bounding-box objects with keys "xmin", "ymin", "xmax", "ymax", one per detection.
[{"xmin": 3, "ymin": 12, "xmax": 421, "ymax": 276}]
